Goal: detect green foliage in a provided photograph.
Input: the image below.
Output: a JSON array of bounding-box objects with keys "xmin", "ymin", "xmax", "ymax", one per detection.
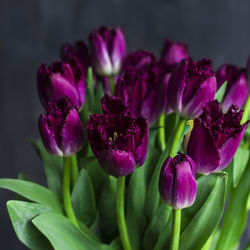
[{"xmin": 215, "ymin": 81, "xmax": 227, "ymax": 102}]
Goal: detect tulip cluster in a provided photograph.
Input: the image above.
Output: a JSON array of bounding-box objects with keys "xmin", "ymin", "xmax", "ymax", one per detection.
[{"xmin": 1, "ymin": 25, "xmax": 250, "ymax": 250}]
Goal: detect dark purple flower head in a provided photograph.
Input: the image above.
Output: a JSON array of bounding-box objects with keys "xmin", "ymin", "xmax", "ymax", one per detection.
[
  {"xmin": 216, "ymin": 64, "xmax": 248, "ymax": 112},
  {"xmin": 161, "ymin": 39, "xmax": 189, "ymax": 65},
  {"xmin": 116, "ymin": 62, "xmax": 170, "ymax": 124},
  {"xmin": 38, "ymin": 96, "xmax": 84, "ymax": 156},
  {"xmin": 122, "ymin": 50, "xmax": 157, "ymax": 71},
  {"xmin": 60, "ymin": 41, "xmax": 89, "ymax": 74},
  {"xmin": 87, "ymin": 95, "xmax": 148, "ymax": 176},
  {"xmin": 159, "ymin": 152, "xmax": 197, "ymax": 209},
  {"xmin": 186, "ymin": 100, "xmax": 249, "ymax": 174},
  {"xmin": 88, "ymin": 26, "xmax": 126, "ymax": 76},
  {"xmin": 101, "ymin": 93, "xmax": 129, "ymax": 115},
  {"xmin": 168, "ymin": 58, "xmax": 217, "ymax": 119},
  {"xmin": 37, "ymin": 60, "xmax": 85, "ymax": 110}
]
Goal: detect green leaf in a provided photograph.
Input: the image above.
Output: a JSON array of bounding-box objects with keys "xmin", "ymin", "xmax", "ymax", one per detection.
[
  {"xmin": 180, "ymin": 172, "xmax": 227, "ymax": 250},
  {"xmin": 93, "ymin": 83, "xmax": 104, "ymax": 114},
  {"xmin": 71, "ymin": 169, "xmax": 96, "ymax": 226},
  {"xmin": 143, "ymin": 202, "xmax": 172, "ymax": 250},
  {"xmin": 233, "ymin": 146, "xmax": 249, "ymax": 187},
  {"xmin": 32, "ymin": 213, "xmax": 112, "ymax": 250},
  {"xmin": 216, "ymin": 159, "xmax": 250, "ymax": 250},
  {"xmin": 7, "ymin": 200, "xmax": 53, "ymax": 250},
  {"xmin": 110, "ymin": 237, "xmax": 122, "ymax": 250},
  {"xmin": 215, "ymin": 81, "xmax": 227, "ymax": 102},
  {"xmin": 31, "ymin": 139, "xmax": 63, "ymax": 198},
  {"xmin": 98, "ymin": 175, "xmax": 118, "ymax": 242},
  {"xmin": 0, "ymin": 179, "xmax": 63, "ymax": 214},
  {"xmin": 126, "ymin": 167, "xmax": 147, "ymax": 250}
]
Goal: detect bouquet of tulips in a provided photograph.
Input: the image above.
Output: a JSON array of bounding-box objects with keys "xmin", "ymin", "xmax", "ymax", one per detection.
[{"xmin": 1, "ymin": 26, "xmax": 250, "ymax": 250}]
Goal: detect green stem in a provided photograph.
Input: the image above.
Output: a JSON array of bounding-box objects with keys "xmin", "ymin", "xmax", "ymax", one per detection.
[
  {"xmin": 158, "ymin": 114, "xmax": 166, "ymax": 151},
  {"xmin": 170, "ymin": 209, "xmax": 182, "ymax": 250},
  {"xmin": 116, "ymin": 176, "xmax": 132, "ymax": 250},
  {"xmin": 242, "ymin": 95, "xmax": 250, "ymax": 124},
  {"xmin": 154, "ymin": 208, "xmax": 172, "ymax": 250},
  {"xmin": 71, "ymin": 154, "xmax": 79, "ymax": 187},
  {"xmin": 63, "ymin": 157, "xmax": 79, "ymax": 229},
  {"xmin": 169, "ymin": 117, "xmax": 186, "ymax": 157},
  {"xmin": 109, "ymin": 76, "xmax": 115, "ymax": 95},
  {"xmin": 87, "ymin": 67, "xmax": 94, "ymax": 112}
]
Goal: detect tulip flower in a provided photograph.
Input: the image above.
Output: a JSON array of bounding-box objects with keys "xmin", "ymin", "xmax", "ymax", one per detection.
[
  {"xmin": 37, "ymin": 61, "xmax": 85, "ymax": 110},
  {"xmin": 216, "ymin": 64, "xmax": 249, "ymax": 112},
  {"xmin": 161, "ymin": 39, "xmax": 189, "ymax": 65},
  {"xmin": 186, "ymin": 100, "xmax": 249, "ymax": 175},
  {"xmin": 167, "ymin": 58, "xmax": 217, "ymax": 119},
  {"xmin": 38, "ymin": 96, "xmax": 84, "ymax": 156},
  {"xmin": 116, "ymin": 62, "xmax": 170, "ymax": 124},
  {"xmin": 122, "ymin": 50, "xmax": 157, "ymax": 71},
  {"xmin": 88, "ymin": 26, "xmax": 126, "ymax": 77},
  {"xmin": 60, "ymin": 41, "xmax": 89, "ymax": 74},
  {"xmin": 159, "ymin": 152, "xmax": 197, "ymax": 209},
  {"xmin": 87, "ymin": 95, "xmax": 149, "ymax": 176}
]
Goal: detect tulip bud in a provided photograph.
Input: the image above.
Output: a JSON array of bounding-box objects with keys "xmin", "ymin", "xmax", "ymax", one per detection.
[
  {"xmin": 87, "ymin": 95, "xmax": 149, "ymax": 177},
  {"xmin": 37, "ymin": 61, "xmax": 85, "ymax": 110},
  {"xmin": 122, "ymin": 50, "xmax": 157, "ymax": 71},
  {"xmin": 88, "ymin": 26, "xmax": 126, "ymax": 77},
  {"xmin": 167, "ymin": 58, "xmax": 217, "ymax": 119},
  {"xmin": 161, "ymin": 39, "xmax": 188, "ymax": 65},
  {"xmin": 60, "ymin": 41, "xmax": 89, "ymax": 75},
  {"xmin": 216, "ymin": 64, "xmax": 249, "ymax": 112},
  {"xmin": 116, "ymin": 62, "xmax": 170, "ymax": 124},
  {"xmin": 38, "ymin": 97, "xmax": 84, "ymax": 156},
  {"xmin": 186, "ymin": 100, "xmax": 249, "ymax": 175},
  {"xmin": 159, "ymin": 152, "xmax": 197, "ymax": 209}
]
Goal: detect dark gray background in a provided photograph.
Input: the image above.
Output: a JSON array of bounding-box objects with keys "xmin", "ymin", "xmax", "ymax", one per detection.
[{"xmin": 0, "ymin": 0, "xmax": 249, "ymax": 249}]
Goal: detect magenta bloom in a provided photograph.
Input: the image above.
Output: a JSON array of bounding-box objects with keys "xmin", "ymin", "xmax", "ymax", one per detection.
[
  {"xmin": 116, "ymin": 62, "xmax": 169, "ymax": 124},
  {"xmin": 216, "ymin": 64, "xmax": 248, "ymax": 112},
  {"xmin": 186, "ymin": 100, "xmax": 249, "ymax": 175},
  {"xmin": 88, "ymin": 26, "xmax": 126, "ymax": 77},
  {"xmin": 159, "ymin": 152, "xmax": 197, "ymax": 209},
  {"xmin": 161, "ymin": 39, "xmax": 189, "ymax": 65},
  {"xmin": 167, "ymin": 58, "xmax": 217, "ymax": 119},
  {"xmin": 122, "ymin": 50, "xmax": 156, "ymax": 71},
  {"xmin": 60, "ymin": 41, "xmax": 89, "ymax": 74},
  {"xmin": 37, "ymin": 61, "xmax": 85, "ymax": 110},
  {"xmin": 38, "ymin": 97, "xmax": 84, "ymax": 156},
  {"xmin": 87, "ymin": 94, "xmax": 149, "ymax": 177}
]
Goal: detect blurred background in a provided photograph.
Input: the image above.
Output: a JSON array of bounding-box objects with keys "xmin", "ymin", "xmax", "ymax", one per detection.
[{"xmin": 0, "ymin": 0, "xmax": 250, "ymax": 249}]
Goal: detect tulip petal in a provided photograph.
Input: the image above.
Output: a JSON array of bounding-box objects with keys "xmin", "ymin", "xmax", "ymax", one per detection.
[
  {"xmin": 38, "ymin": 115, "xmax": 63, "ymax": 156},
  {"xmin": 98, "ymin": 149, "xmax": 135, "ymax": 177},
  {"xmin": 133, "ymin": 117, "xmax": 149, "ymax": 166},
  {"xmin": 111, "ymin": 27, "xmax": 126, "ymax": 75},
  {"xmin": 50, "ymin": 73, "xmax": 80, "ymax": 108},
  {"xmin": 182, "ymin": 76, "xmax": 217, "ymax": 118},
  {"xmin": 60, "ymin": 109, "xmax": 84, "ymax": 156},
  {"xmin": 222, "ymin": 73, "xmax": 248, "ymax": 112},
  {"xmin": 173, "ymin": 160, "xmax": 197, "ymax": 209},
  {"xmin": 187, "ymin": 119, "xmax": 220, "ymax": 175},
  {"xmin": 217, "ymin": 124, "xmax": 248, "ymax": 171},
  {"xmin": 89, "ymin": 32, "xmax": 113, "ymax": 76},
  {"xmin": 168, "ymin": 60, "xmax": 187, "ymax": 114}
]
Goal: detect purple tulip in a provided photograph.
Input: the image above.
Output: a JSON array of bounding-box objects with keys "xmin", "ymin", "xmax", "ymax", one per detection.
[
  {"xmin": 159, "ymin": 152, "xmax": 197, "ymax": 209},
  {"xmin": 216, "ymin": 64, "xmax": 249, "ymax": 112},
  {"xmin": 161, "ymin": 39, "xmax": 189, "ymax": 65},
  {"xmin": 122, "ymin": 50, "xmax": 157, "ymax": 71},
  {"xmin": 87, "ymin": 95, "xmax": 149, "ymax": 176},
  {"xmin": 116, "ymin": 62, "xmax": 169, "ymax": 124},
  {"xmin": 186, "ymin": 100, "xmax": 249, "ymax": 175},
  {"xmin": 60, "ymin": 41, "xmax": 89, "ymax": 74},
  {"xmin": 88, "ymin": 26, "xmax": 126, "ymax": 77},
  {"xmin": 38, "ymin": 96, "xmax": 84, "ymax": 156},
  {"xmin": 37, "ymin": 61, "xmax": 85, "ymax": 110},
  {"xmin": 167, "ymin": 58, "xmax": 217, "ymax": 119}
]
